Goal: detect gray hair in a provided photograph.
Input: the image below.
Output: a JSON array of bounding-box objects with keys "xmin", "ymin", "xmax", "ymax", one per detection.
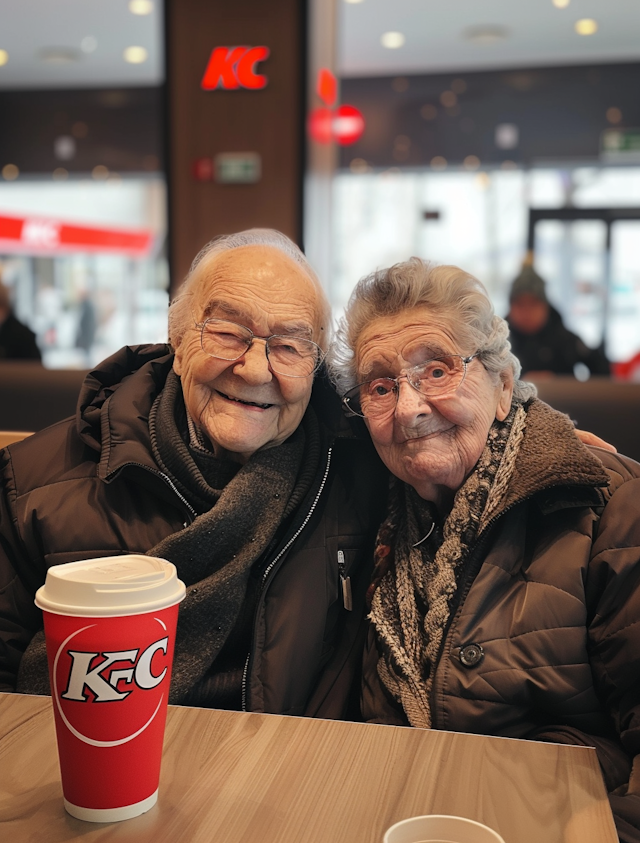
[
  {"xmin": 329, "ymin": 257, "xmax": 536, "ymax": 402},
  {"xmin": 168, "ymin": 228, "xmax": 331, "ymax": 351}
]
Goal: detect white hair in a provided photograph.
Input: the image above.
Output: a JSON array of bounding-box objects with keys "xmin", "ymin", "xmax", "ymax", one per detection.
[
  {"xmin": 328, "ymin": 257, "xmax": 536, "ymax": 402},
  {"xmin": 168, "ymin": 229, "xmax": 331, "ymax": 351}
]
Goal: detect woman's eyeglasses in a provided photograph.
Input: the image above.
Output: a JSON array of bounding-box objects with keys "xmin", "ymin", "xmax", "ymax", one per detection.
[
  {"xmin": 342, "ymin": 353, "xmax": 479, "ymax": 419},
  {"xmin": 195, "ymin": 318, "xmax": 324, "ymax": 378}
]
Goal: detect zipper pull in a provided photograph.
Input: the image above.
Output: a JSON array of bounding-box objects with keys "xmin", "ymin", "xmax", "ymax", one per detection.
[{"xmin": 337, "ymin": 549, "xmax": 353, "ymax": 611}]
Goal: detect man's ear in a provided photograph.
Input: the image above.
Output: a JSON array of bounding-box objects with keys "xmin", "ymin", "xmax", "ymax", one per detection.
[
  {"xmin": 172, "ymin": 338, "xmax": 183, "ymax": 376},
  {"xmin": 495, "ymin": 370, "xmax": 514, "ymax": 422}
]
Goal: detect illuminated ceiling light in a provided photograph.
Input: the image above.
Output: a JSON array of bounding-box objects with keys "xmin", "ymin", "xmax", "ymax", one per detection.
[
  {"xmin": 2, "ymin": 164, "xmax": 19, "ymax": 180},
  {"xmin": 129, "ymin": 0, "xmax": 154, "ymax": 13},
  {"xmin": 124, "ymin": 46, "xmax": 148, "ymax": 64},
  {"xmin": 344, "ymin": 0, "xmax": 365, "ymax": 4},
  {"xmin": 0, "ymin": 50, "xmax": 8, "ymax": 66},
  {"xmin": 430, "ymin": 156, "xmax": 447, "ymax": 171},
  {"xmin": 552, "ymin": 0, "xmax": 570, "ymax": 7},
  {"xmin": 463, "ymin": 25, "xmax": 510, "ymax": 44},
  {"xmin": 381, "ymin": 32, "xmax": 405, "ymax": 49},
  {"xmin": 92, "ymin": 165, "xmax": 109, "ymax": 180},
  {"xmin": 575, "ymin": 18, "xmax": 598, "ymax": 35}
]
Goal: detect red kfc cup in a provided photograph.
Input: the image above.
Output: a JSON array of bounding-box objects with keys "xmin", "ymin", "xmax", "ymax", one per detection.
[{"xmin": 35, "ymin": 554, "xmax": 186, "ymax": 823}]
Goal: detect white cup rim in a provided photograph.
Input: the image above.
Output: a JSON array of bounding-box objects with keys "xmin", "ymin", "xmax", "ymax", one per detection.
[{"xmin": 383, "ymin": 814, "xmax": 506, "ymax": 843}]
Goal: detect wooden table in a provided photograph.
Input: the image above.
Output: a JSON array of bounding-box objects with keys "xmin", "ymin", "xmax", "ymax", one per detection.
[{"xmin": 0, "ymin": 692, "xmax": 617, "ymax": 843}]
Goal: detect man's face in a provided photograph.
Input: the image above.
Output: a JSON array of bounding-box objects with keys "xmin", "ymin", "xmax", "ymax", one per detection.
[
  {"xmin": 508, "ymin": 293, "xmax": 549, "ymax": 335},
  {"xmin": 173, "ymin": 245, "xmax": 322, "ymax": 463}
]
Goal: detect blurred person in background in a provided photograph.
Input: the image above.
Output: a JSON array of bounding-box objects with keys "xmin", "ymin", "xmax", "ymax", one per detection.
[
  {"xmin": 331, "ymin": 257, "xmax": 640, "ymax": 842},
  {"xmin": 0, "ymin": 229, "xmax": 386, "ymax": 717},
  {"xmin": 506, "ymin": 262, "xmax": 610, "ymax": 379},
  {"xmin": 0, "ymin": 275, "xmax": 41, "ymax": 362},
  {"xmin": 75, "ymin": 288, "xmax": 97, "ymax": 364}
]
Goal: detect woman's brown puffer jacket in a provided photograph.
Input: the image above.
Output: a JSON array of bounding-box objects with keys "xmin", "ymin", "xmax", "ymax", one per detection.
[{"xmin": 363, "ymin": 400, "xmax": 640, "ymax": 842}]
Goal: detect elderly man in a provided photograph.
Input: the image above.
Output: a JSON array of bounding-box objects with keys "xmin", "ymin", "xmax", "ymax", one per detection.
[{"xmin": 0, "ymin": 229, "xmax": 387, "ymax": 717}]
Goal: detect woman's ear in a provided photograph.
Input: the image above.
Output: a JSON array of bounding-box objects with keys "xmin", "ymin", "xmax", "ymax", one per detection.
[{"xmin": 495, "ymin": 371, "xmax": 514, "ymax": 421}]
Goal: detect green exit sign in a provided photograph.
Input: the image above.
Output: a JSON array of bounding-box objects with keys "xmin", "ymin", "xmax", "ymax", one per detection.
[
  {"xmin": 601, "ymin": 129, "xmax": 640, "ymax": 160},
  {"xmin": 214, "ymin": 152, "xmax": 261, "ymax": 184}
]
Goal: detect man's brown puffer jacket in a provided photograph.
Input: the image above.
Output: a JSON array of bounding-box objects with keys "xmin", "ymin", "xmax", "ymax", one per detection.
[{"xmin": 0, "ymin": 344, "xmax": 388, "ymax": 718}]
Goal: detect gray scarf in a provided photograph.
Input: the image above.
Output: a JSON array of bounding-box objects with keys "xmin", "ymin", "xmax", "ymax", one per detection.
[{"xmin": 370, "ymin": 402, "xmax": 527, "ymax": 728}]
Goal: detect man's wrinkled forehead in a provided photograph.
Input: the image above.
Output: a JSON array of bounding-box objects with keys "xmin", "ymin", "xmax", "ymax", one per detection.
[
  {"xmin": 194, "ymin": 245, "xmax": 315, "ymax": 300},
  {"xmin": 191, "ymin": 244, "xmax": 327, "ymax": 340}
]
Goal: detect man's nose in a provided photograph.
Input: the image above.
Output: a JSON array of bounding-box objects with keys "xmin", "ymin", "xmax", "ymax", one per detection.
[
  {"xmin": 233, "ymin": 338, "xmax": 273, "ymax": 382},
  {"xmin": 393, "ymin": 378, "xmax": 432, "ymax": 424}
]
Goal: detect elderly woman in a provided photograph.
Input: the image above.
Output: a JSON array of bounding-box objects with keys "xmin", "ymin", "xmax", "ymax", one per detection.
[{"xmin": 330, "ymin": 258, "xmax": 640, "ymax": 842}]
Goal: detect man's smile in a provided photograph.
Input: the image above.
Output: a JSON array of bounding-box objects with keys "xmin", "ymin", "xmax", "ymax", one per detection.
[{"xmin": 216, "ymin": 389, "xmax": 275, "ymax": 410}]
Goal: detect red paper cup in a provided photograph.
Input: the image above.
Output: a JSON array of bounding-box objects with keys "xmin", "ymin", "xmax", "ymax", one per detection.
[{"xmin": 35, "ymin": 555, "xmax": 186, "ymax": 822}]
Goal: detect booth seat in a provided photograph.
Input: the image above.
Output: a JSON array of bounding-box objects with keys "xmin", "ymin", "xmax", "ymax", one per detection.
[
  {"xmin": 532, "ymin": 376, "xmax": 640, "ymax": 464},
  {"xmin": 0, "ymin": 362, "xmax": 87, "ymax": 432},
  {"xmin": 0, "ymin": 365, "xmax": 638, "ymax": 464}
]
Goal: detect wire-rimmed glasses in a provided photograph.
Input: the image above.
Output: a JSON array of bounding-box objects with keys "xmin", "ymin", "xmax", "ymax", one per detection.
[
  {"xmin": 342, "ymin": 353, "xmax": 480, "ymax": 419},
  {"xmin": 195, "ymin": 317, "xmax": 324, "ymax": 378}
]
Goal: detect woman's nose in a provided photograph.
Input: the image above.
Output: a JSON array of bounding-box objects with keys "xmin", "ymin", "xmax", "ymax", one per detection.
[{"xmin": 393, "ymin": 378, "xmax": 432, "ymax": 424}]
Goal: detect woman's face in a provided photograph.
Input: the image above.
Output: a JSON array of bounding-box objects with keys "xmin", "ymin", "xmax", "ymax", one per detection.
[{"xmin": 355, "ymin": 306, "xmax": 514, "ymax": 511}]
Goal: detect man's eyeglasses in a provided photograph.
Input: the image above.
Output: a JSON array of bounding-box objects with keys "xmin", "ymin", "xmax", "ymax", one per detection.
[
  {"xmin": 195, "ymin": 318, "xmax": 324, "ymax": 378},
  {"xmin": 342, "ymin": 353, "xmax": 480, "ymax": 419}
]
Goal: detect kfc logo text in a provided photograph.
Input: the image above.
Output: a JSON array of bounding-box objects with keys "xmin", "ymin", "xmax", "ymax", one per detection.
[
  {"xmin": 201, "ymin": 46, "xmax": 270, "ymax": 90},
  {"xmin": 62, "ymin": 637, "xmax": 169, "ymax": 703}
]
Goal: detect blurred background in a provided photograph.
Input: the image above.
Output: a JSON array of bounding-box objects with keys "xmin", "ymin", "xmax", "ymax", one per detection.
[{"xmin": 0, "ymin": 0, "xmax": 639, "ymax": 376}]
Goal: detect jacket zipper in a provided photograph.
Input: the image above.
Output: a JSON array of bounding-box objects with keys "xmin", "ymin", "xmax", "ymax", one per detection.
[
  {"xmin": 241, "ymin": 446, "xmax": 334, "ymax": 711},
  {"xmin": 111, "ymin": 462, "xmax": 197, "ymax": 524}
]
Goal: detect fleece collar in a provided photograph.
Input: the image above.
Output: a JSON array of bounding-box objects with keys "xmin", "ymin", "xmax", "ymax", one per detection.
[{"xmin": 485, "ymin": 398, "xmax": 610, "ymax": 527}]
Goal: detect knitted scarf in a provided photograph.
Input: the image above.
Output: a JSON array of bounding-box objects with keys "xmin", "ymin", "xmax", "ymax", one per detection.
[{"xmin": 368, "ymin": 402, "xmax": 527, "ymax": 728}]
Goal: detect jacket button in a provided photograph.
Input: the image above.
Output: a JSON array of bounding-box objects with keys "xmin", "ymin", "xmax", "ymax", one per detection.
[{"xmin": 459, "ymin": 643, "xmax": 484, "ymax": 667}]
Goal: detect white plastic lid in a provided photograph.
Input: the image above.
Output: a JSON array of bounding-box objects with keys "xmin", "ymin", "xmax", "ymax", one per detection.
[{"xmin": 35, "ymin": 555, "xmax": 186, "ymax": 617}]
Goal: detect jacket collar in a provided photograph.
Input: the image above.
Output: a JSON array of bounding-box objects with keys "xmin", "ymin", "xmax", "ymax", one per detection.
[
  {"xmin": 484, "ymin": 398, "xmax": 610, "ymax": 526},
  {"xmin": 76, "ymin": 346, "xmax": 360, "ymax": 482}
]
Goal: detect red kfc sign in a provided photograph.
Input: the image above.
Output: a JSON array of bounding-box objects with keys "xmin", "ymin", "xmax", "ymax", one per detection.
[
  {"xmin": 308, "ymin": 69, "xmax": 365, "ymax": 146},
  {"xmin": 201, "ymin": 46, "xmax": 270, "ymax": 90}
]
